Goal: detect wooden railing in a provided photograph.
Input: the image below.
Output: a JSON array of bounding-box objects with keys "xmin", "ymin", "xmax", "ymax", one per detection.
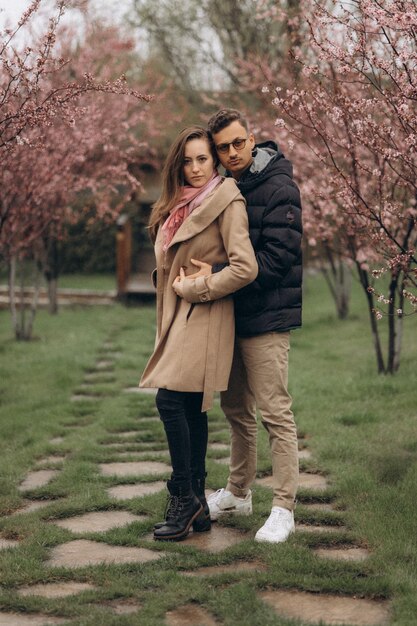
[{"xmin": 116, "ymin": 214, "xmax": 132, "ymax": 298}]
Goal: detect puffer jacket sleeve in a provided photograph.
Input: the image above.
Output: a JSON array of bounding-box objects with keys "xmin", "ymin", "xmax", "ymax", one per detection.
[
  {"xmin": 245, "ymin": 181, "xmax": 302, "ymax": 292},
  {"xmin": 181, "ymin": 198, "xmax": 258, "ymax": 303}
]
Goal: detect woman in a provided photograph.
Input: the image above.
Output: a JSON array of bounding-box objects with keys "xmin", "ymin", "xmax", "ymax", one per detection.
[{"xmin": 140, "ymin": 126, "xmax": 257, "ymax": 542}]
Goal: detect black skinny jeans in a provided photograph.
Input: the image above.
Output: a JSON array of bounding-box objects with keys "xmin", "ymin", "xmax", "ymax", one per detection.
[{"xmin": 156, "ymin": 389, "xmax": 208, "ymax": 486}]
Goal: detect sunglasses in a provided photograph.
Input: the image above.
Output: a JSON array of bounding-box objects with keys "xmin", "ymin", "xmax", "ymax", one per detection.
[{"xmin": 216, "ymin": 137, "xmax": 248, "ymax": 154}]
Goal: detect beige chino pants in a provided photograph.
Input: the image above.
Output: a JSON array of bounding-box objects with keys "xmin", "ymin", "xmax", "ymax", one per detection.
[{"xmin": 220, "ymin": 331, "xmax": 299, "ymax": 511}]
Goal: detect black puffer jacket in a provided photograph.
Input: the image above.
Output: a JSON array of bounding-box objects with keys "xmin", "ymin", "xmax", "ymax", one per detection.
[{"xmin": 224, "ymin": 141, "xmax": 302, "ymax": 337}]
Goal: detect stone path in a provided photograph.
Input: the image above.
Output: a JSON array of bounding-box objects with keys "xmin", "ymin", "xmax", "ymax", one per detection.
[
  {"xmin": 47, "ymin": 539, "xmax": 163, "ymax": 568},
  {"xmin": 182, "ymin": 560, "xmax": 268, "ymax": 577},
  {"xmin": 0, "ymin": 615, "xmax": 66, "ymax": 625},
  {"xmin": 18, "ymin": 469, "xmax": 59, "ymax": 492},
  {"xmin": 5, "ymin": 331, "xmax": 390, "ymax": 626},
  {"xmin": 260, "ymin": 590, "xmax": 390, "ymax": 625},
  {"xmin": 17, "ymin": 582, "xmax": 96, "ymax": 598},
  {"xmin": 166, "ymin": 605, "xmax": 218, "ymax": 626},
  {"xmin": 99, "ymin": 461, "xmax": 171, "ymax": 477},
  {"xmin": 0, "ymin": 538, "xmax": 19, "ymax": 549},
  {"xmin": 51, "ymin": 510, "xmax": 147, "ymax": 533},
  {"xmin": 107, "ymin": 480, "xmax": 166, "ymax": 500}
]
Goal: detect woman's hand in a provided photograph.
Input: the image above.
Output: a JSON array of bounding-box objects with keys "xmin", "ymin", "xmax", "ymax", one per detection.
[
  {"xmin": 188, "ymin": 258, "xmax": 212, "ymax": 279},
  {"xmin": 172, "ymin": 267, "xmax": 186, "ymax": 298}
]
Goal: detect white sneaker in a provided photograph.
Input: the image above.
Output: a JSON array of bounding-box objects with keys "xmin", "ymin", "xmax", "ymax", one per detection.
[
  {"xmin": 254, "ymin": 506, "xmax": 295, "ymax": 543},
  {"xmin": 207, "ymin": 488, "xmax": 252, "ymax": 521}
]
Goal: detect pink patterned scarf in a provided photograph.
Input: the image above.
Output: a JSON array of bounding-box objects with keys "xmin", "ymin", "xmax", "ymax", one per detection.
[{"xmin": 162, "ymin": 172, "xmax": 222, "ymax": 251}]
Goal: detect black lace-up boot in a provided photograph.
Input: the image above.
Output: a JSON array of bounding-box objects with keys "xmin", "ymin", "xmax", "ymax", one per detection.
[
  {"xmin": 153, "ymin": 480, "xmax": 203, "ymax": 541},
  {"xmin": 154, "ymin": 475, "xmax": 211, "ymax": 532}
]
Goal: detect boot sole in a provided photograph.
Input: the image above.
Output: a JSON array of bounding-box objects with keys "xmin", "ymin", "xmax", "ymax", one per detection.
[{"xmin": 154, "ymin": 515, "xmax": 211, "ymax": 532}]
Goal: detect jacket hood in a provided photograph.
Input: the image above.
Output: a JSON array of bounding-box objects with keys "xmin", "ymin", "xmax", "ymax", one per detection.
[{"xmin": 229, "ymin": 140, "xmax": 294, "ymax": 192}]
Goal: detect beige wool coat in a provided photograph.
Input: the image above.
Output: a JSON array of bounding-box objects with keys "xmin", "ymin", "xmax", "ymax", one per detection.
[{"xmin": 139, "ymin": 178, "xmax": 258, "ymax": 411}]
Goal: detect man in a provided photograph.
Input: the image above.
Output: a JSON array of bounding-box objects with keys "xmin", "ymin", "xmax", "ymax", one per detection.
[{"xmin": 192, "ymin": 108, "xmax": 302, "ymax": 543}]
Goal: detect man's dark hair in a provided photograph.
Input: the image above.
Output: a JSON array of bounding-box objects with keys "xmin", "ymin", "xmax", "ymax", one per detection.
[{"xmin": 207, "ymin": 108, "xmax": 249, "ymax": 135}]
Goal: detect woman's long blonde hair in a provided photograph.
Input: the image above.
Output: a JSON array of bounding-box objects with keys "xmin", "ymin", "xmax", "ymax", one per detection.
[{"xmin": 148, "ymin": 126, "xmax": 218, "ymax": 242}]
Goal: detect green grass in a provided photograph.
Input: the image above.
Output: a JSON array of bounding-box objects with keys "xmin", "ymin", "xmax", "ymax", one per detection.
[
  {"xmin": 0, "ymin": 267, "xmax": 115, "ymax": 291},
  {"xmin": 0, "ymin": 273, "xmax": 416, "ymax": 625},
  {"xmin": 57, "ymin": 274, "xmax": 116, "ymax": 291}
]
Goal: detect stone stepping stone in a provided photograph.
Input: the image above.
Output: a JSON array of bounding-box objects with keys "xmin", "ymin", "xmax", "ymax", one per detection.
[
  {"xmin": 71, "ymin": 394, "xmax": 101, "ymax": 401},
  {"xmin": 77, "ymin": 383, "xmax": 99, "ymax": 391},
  {"xmin": 102, "ymin": 443, "xmax": 168, "ymax": 453},
  {"xmin": 165, "ymin": 604, "xmax": 218, "ymax": 626},
  {"xmin": 208, "ymin": 443, "xmax": 229, "ymax": 451},
  {"xmin": 179, "ymin": 526, "xmax": 247, "ymax": 553},
  {"xmin": 124, "ymin": 387, "xmax": 158, "ymax": 395},
  {"xmin": 256, "ymin": 473, "xmax": 328, "ymax": 492},
  {"xmin": 259, "ymin": 589, "xmax": 390, "ymax": 625},
  {"xmin": 137, "ymin": 416, "xmax": 160, "ymax": 423},
  {"xmin": 0, "ymin": 614, "xmax": 66, "ymax": 625},
  {"xmin": 52, "ymin": 511, "xmax": 147, "ymax": 533},
  {"xmin": 297, "ymin": 523, "xmax": 345, "ymax": 534},
  {"xmin": 111, "ymin": 430, "xmax": 141, "ymax": 438},
  {"xmin": 313, "ymin": 546, "xmax": 370, "ymax": 561},
  {"xmin": 106, "ymin": 600, "xmax": 142, "ymax": 615},
  {"xmin": 101, "ymin": 351, "xmax": 122, "ymax": 359},
  {"xmin": 99, "ymin": 461, "xmax": 171, "ymax": 477},
  {"xmin": 35, "ymin": 456, "xmax": 66, "ymax": 466},
  {"xmin": 146, "ymin": 526, "xmax": 247, "ymax": 553},
  {"xmin": 182, "ymin": 560, "xmax": 267, "ymax": 577},
  {"xmin": 209, "ymin": 429, "xmax": 229, "ymax": 437},
  {"xmin": 107, "ymin": 481, "xmax": 166, "ymax": 501},
  {"xmin": 18, "ymin": 470, "xmax": 59, "ymax": 492},
  {"xmin": 95, "ymin": 360, "xmax": 114, "ymax": 369},
  {"xmin": 16, "ymin": 500, "xmax": 55, "ymax": 514},
  {"xmin": 84, "ymin": 373, "xmax": 115, "ymax": 383},
  {"xmin": 298, "ymin": 448, "xmax": 312, "ymax": 460},
  {"xmin": 113, "ymin": 452, "xmax": 168, "ymax": 460},
  {"xmin": 0, "ymin": 538, "xmax": 19, "ymax": 549},
  {"xmin": 299, "ymin": 473, "xmax": 329, "ymax": 490},
  {"xmin": 17, "ymin": 582, "xmax": 96, "ymax": 598},
  {"xmin": 215, "ymin": 456, "xmax": 231, "ymax": 466},
  {"xmin": 46, "ymin": 539, "xmax": 163, "ymax": 568},
  {"xmin": 49, "ymin": 437, "xmax": 65, "ymax": 445}
]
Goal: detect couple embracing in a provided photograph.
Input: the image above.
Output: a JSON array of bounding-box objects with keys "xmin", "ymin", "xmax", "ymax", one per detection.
[{"xmin": 140, "ymin": 108, "xmax": 302, "ymax": 545}]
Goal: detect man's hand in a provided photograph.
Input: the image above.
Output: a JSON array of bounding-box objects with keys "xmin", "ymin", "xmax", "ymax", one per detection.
[
  {"xmin": 187, "ymin": 258, "xmax": 212, "ymax": 279},
  {"xmin": 172, "ymin": 266, "xmax": 186, "ymax": 298}
]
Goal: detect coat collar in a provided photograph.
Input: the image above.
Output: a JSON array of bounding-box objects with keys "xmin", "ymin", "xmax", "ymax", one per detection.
[{"xmin": 167, "ymin": 178, "xmax": 240, "ymax": 249}]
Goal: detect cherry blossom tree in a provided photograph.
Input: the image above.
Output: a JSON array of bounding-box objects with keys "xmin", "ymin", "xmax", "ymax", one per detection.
[
  {"xmin": 252, "ymin": 0, "xmax": 417, "ymax": 373},
  {"xmin": 1, "ymin": 1, "xmax": 153, "ymax": 338}
]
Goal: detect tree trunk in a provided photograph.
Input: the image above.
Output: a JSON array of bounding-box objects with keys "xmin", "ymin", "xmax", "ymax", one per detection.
[
  {"xmin": 47, "ymin": 277, "xmax": 58, "ymax": 315},
  {"xmin": 356, "ymin": 265, "xmax": 386, "ymax": 373},
  {"xmin": 387, "ymin": 275, "xmax": 398, "ymax": 374},
  {"xmin": 393, "ymin": 313, "xmax": 404, "ymax": 373},
  {"xmin": 19, "ymin": 259, "xmax": 26, "ymax": 340},
  {"xmin": 26, "ymin": 262, "xmax": 42, "ymax": 340},
  {"xmin": 321, "ymin": 247, "xmax": 352, "ymax": 319},
  {"xmin": 42, "ymin": 236, "xmax": 60, "ymax": 315},
  {"xmin": 336, "ymin": 261, "xmax": 352, "ymax": 320},
  {"xmin": 8, "ymin": 257, "xmax": 41, "ymax": 341},
  {"xmin": 8, "ymin": 257, "xmax": 19, "ymax": 339},
  {"xmin": 387, "ymin": 273, "xmax": 405, "ymax": 374}
]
